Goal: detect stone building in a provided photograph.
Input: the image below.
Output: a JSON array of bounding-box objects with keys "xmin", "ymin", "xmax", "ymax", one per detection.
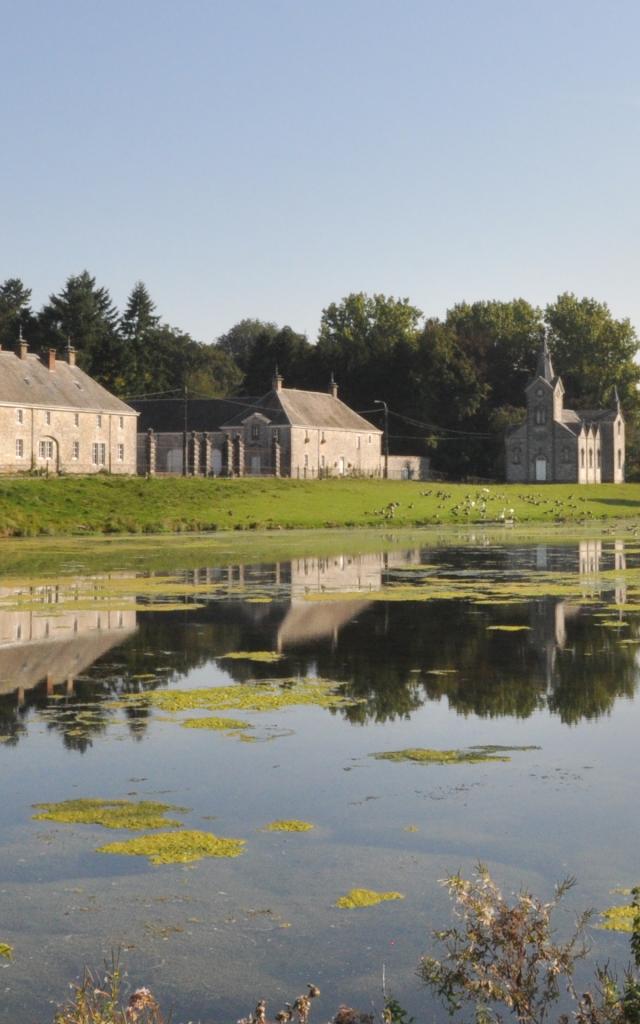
[
  {"xmin": 0, "ymin": 338, "xmax": 138, "ymax": 474},
  {"xmin": 135, "ymin": 374, "xmax": 385, "ymax": 478},
  {"xmin": 505, "ymin": 339, "xmax": 625, "ymax": 484}
]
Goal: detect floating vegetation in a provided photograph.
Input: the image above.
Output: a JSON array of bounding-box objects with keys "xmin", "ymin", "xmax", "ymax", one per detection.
[
  {"xmin": 32, "ymin": 798, "xmax": 187, "ymax": 831},
  {"xmin": 98, "ymin": 829, "xmax": 245, "ymax": 864},
  {"xmin": 595, "ymin": 620, "xmax": 628, "ymax": 628},
  {"xmin": 336, "ymin": 888, "xmax": 404, "ymax": 909},
  {"xmin": 404, "ymin": 825, "xmax": 420, "ymax": 832},
  {"xmin": 599, "ymin": 905, "xmax": 637, "ymax": 932},
  {"xmin": 181, "ymin": 716, "xmax": 251, "ymax": 731},
  {"xmin": 262, "ymin": 819, "xmax": 315, "ymax": 832},
  {"xmin": 220, "ymin": 651, "xmax": 283, "ymax": 663},
  {"xmin": 486, "ymin": 625, "xmax": 531, "ymax": 632},
  {"xmin": 120, "ymin": 679, "xmax": 356, "ymax": 715},
  {"xmin": 0, "ymin": 943, "xmax": 12, "ymax": 960},
  {"xmin": 371, "ymin": 745, "xmax": 538, "ymax": 765}
]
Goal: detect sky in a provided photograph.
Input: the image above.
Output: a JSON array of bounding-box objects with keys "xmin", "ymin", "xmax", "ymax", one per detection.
[{"xmin": 2, "ymin": 0, "xmax": 640, "ymax": 344}]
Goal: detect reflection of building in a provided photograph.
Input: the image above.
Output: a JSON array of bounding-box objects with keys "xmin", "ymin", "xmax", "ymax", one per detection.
[{"xmin": 0, "ymin": 605, "xmax": 137, "ymax": 700}]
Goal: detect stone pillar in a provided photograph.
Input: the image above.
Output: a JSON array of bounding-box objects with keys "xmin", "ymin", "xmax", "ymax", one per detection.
[
  {"xmin": 224, "ymin": 435, "xmax": 233, "ymax": 476},
  {"xmin": 272, "ymin": 438, "xmax": 281, "ymax": 477},
  {"xmin": 189, "ymin": 431, "xmax": 200, "ymax": 476},
  {"xmin": 234, "ymin": 435, "xmax": 245, "ymax": 477},
  {"xmin": 145, "ymin": 428, "xmax": 157, "ymax": 476},
  {"xmin": 201, "ymin": 433, "xmax": 212, "ymax": 476}
]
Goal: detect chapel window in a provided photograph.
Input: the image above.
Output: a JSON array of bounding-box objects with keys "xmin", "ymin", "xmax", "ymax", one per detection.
[
  {"xmin": 581, "ymin": 450, "xmax": 585, "ymax": 468},
  {"xmin": 512, "ymin": 447, "xmax": 521, "ymax": 465},
  {"xmin": 618, "ymin": 449, "xmax": 623, "ymax": 468},
  {"xmin": 589, "ymin": 450, "xmax": 593, "ymax": 468}
]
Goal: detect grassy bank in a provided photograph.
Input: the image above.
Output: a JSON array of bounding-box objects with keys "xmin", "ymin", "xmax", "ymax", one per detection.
[{"xmin": 1, "ymin": 476, "xmax": 640, "ymax": 538}]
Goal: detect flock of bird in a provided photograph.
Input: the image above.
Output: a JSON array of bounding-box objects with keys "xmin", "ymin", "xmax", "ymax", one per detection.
[{"xmin": 367, "ymin": 487, "xmax": 609, "ymax": 524}]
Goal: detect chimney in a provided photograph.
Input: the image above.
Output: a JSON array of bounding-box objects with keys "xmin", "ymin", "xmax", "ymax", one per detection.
[
  {"xmin": 272, "ymin": 366, "xmax": 283, "ymax": 392},
  {"xmin": 328, "ymin": 373, "xmax": 338, "ymax": 398},
  {"xmin": 67, "ymin": 345, "xmax": 76, "ymax": 367},
  {"xmin": 18, "ymin": 338, "xmax": 28, "ymax": 360},
  {"xmin": 47, "ymin": 348, "xmax": 56, "ymax": 371}
]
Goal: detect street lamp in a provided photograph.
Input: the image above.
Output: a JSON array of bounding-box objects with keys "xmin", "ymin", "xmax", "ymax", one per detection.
[{"xmin": 374, "ymin": 399, "xmax": 389, "ymax": 479}]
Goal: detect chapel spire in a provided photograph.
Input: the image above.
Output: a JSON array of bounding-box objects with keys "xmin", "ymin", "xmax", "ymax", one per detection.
[{"xmin": 536, "ymin": 333, "xmax": 555, "ymax": 383}]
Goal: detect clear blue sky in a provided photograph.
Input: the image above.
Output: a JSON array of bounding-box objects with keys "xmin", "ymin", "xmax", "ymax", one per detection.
[{"xmin": 2, "ymin": 0, "xmax": 639, "ymax": 343}]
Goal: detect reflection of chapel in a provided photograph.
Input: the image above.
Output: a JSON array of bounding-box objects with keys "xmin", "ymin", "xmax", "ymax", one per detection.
[{"xmin": 505, "ymin": 339, "xmax": 625, "ymax": 483}]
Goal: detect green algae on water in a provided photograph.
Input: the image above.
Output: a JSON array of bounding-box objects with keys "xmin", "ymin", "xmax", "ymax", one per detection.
[
  {"xmin": 262, "ymin": 819, "xmax": 315, "ymax": 832},
  {"xmin": 599, "ymin": 905, "xmax": 637, "ymax": 932},
  {"xmin": 32, "ymin": 798, "xmax": 187, "ymax": 831},
  {"xmin": 486, "ymin": 625, "xmax": 531, "ymax": 632},
  {"xmin": 121, "ymin": 679, "xmax": 356, "ymax": 714},
  {"xmin": 371, "ymin": 745, "xmax": 537, "ymax": 765},
  {"xmin": 181, "ymin": 716, "xmax": 251, "ymax": 731},
  {"xmin": 0, "ymin": 943, "xmax": 12, "ymax": 960},
  {"xmin": 97, "ymin": 829, "xmax": 245, "ymax": 864},
  {"xmin": 336, "ymin": 888, "xmax": 404, "ymax": 909},
  {"xmin": 220, "ymin": 650, "xmax": 282, "ymax": 663}
]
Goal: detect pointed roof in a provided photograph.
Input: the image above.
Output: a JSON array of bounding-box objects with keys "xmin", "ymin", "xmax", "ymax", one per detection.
[
  {"xmin": 222, "ymin": 386, "xmax": 381, "ymax": 432},
  {"xmin": 536, "ymin": 335, "xmax": 555, "ymax": 382}
]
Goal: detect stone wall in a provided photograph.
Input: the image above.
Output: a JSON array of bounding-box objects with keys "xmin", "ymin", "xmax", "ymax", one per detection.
[
  {"xmin": 0, "ymin": 404, "xmax": 137, "ymax": 475},
  {"xmin": 385, "ymin": 455, "xmax": 429, "ymax": 480}
]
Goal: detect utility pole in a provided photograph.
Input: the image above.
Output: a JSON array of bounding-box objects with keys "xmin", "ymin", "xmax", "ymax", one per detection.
[
  {"xmin": 182, "ymin": 383, "xmax": 188, "ymax": 476},
  {"xmin": 374, "ymin": 399, "xmax": 389, "ymax": 479}
]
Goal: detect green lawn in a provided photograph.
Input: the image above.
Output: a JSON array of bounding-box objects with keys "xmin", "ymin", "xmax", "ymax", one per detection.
[{"xmin": 0, "ymin": 475, "xmax": 639, "ymax": 538}]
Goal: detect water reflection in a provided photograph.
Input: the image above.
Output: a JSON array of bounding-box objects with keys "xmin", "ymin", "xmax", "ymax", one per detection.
[{"xmin": 0, "ymin": 542, "xmax": 638, "ymax": 748}]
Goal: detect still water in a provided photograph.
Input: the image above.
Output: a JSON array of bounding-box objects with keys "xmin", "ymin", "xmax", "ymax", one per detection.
[{"xmin": 1, "ymin": 532, "xmax": 639, "ymax": 1022}]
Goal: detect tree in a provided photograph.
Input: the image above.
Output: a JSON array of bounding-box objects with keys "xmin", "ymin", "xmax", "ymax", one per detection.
[
  {"xmin": 0, "ymin": 278, "xmax": 34, "ymax": 349},
  {"xmin": 185, "ymin": 344, "xmax": 243, "ymax": 397},
  {"xmin": 217, "ymin": 319, "xmax": 279, "ymax": 374},
  {"xmin": 241, "ymin": 325, "xmax": 314, "ymax": 395},
  {"xmin": 120, "ymin": 281, "xmax": 160, "ymax": 392},
  {"xmin": 315, "ymin": 293, "xmax": 423, "ymax": 424},
  {"xmin": 545, "ymin": 294, "xmax": 640, "ymax": 414},
  {"xmin": 38, "ymin": 271, "xmax": 122, "ymax": 387}
]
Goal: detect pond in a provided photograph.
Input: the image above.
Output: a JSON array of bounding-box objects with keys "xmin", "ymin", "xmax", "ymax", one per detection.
[{"xmin": 1, "ymin": 529, "xmax": 639, "ymax": 1023}]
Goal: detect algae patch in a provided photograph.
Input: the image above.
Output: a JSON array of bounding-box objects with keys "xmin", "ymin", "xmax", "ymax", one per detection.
[
  {"xmin": 262, "ymin": 819, "xmax": 315, "ymax": 832},
  {"xmin": 121, "ymin": 679, "xmax": 356, "ymax": 714},
  {"xmin": 97, "ymin": 829, "xmax": 245, "ymax": 864},
  {"xmin": 336, "ymin": 888, "xmax": 404, "ymax": 909},
  {"xmin": 371, "ymin": 745, "xmax": 538, "ymax": 765},
  {"xmin": 0, "ymin": 943, "xmax": 12, "ymax": 960},
  {"xmin": 220, "ymin": 651, "xmax": 283, "ymax": 663},
  {"xmin": 32, "ymin": 798, "xmax": 187, "ymax": 830},
  {"xmin": 486, "ymin": 625, "xmax": 531, "ymax": 632},
  {"xmin": 181, "ymin": 716, "xmax": 251, "ymax": 731},
  {"xmin": 599, "ymin": 905, "xmax": 637, "ymax": 932}
]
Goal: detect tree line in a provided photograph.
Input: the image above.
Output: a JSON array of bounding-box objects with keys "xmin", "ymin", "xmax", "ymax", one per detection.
[{"xmin": 1, "ymin": 272, "xmax": 639, "ymax": 478}]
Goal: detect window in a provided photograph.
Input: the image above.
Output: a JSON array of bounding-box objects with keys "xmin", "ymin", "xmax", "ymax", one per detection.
[
  {"xmin": 618, "ymin": 449, "xmax": 623, "ymax": 468},
  {"xmin": 321, "ymin": 431, "xmax": 325, "ymax": 443},
  {"xmin": 273, "ymin": 428, "xmax": 280, "ymax": 443},
  {"xmin": 96, "ymin": 414, "xmax": 102, "ymax": 428},
  {"xmin": 251, "ymin": 423, "xmax": 260, "ymax": 440},
  {"xmin": 534, "ymin": 406, "xmax": 546, "ymax": 425},
  {"xmin": 588, "ymin": 449, "xmax": 593, "ymax": 468},
  {"xmin": 74, "ymin": 413, "xmax": 79, "ymax": 427},
  {"xmin": 561, "ymin": 446, "xmax": 570, "ymax": 464},
  {"xmin": 512, "ymin": 446, "xmax": 521, "ymax": 465},
  {"xmin": 304, "ymin": 453, "xmax": 309, "ymax": 467},
  {"xmin": 45, "ymin": 410, "xmax": 51, "ymax": 425},
  {"xmin": 92, "ymin": 442, "xmax": 106, "ymax": 465},
  {"xmin": 305, "ymin": 429, "xmax": 309, "ymax": 442},
  {"xmin": 16, "ymin": 408, "xmax": 23, "ymax": 425},
  {"xmin": 580, "ymin": 450, "xmax": 585, "ymax": 468},
  {"xmin": 368, "ymin": 434, "xmax": 372, "ymax": 444},
  {"xmin": 119, "ymin": 416, "xmax": 124, "ymax": 429},
  {"xmin": 39, "ymin": 440, "xmax": 54, "ymax": 459},
  {"xmin": 597, "ymin": 449, "xmax": 601, "ymax": 468},
  {"xmin": 117, "ymin": 443, "xmax": 124, "ymax": 462},
  {"xmin": 357, "ymin": 436, "xmax": 361, "ymax": 449},
  {"xmin": 15, "ymin": 439, "xmax": 24, "ymax": 458},
  {"xmin": 72, "ymin": 441, "xmax": 80, "ymax": 460},
  {"xmin": 321, "ymin": 454, "xmax": 325, "ymax": 468},
  {"xmin": 618, "ymin": 420, "xmax": 622, "ymax": 435}
]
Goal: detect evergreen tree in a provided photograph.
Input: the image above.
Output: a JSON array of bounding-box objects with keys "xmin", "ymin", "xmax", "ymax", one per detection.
[
  {"xmin": 120, "ymin": 281, "xmax": 161, "ymax": 392},
  {"xmin": 0, "ymin": 278, "xmax": 34, "ymax": 349},
  {"xmin": 38, "ymin": 271, "xmax": 121, "ymax": 385}
]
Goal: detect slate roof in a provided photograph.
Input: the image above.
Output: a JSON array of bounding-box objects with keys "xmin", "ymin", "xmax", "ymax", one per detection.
[
  {"xmin": 575, "ymin": 409, "xmax": 617, "ymax": 423},
  {"xmin": 0, "ymin": 351, "xmax": 136, "ymax": 414},
  {"xmin": 130, "ymin": 397, "xmax": 259, "ymax": 432},
  {"xmin": 222, "ymin": 387, "xmax": 381, "ymax": 432}
]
